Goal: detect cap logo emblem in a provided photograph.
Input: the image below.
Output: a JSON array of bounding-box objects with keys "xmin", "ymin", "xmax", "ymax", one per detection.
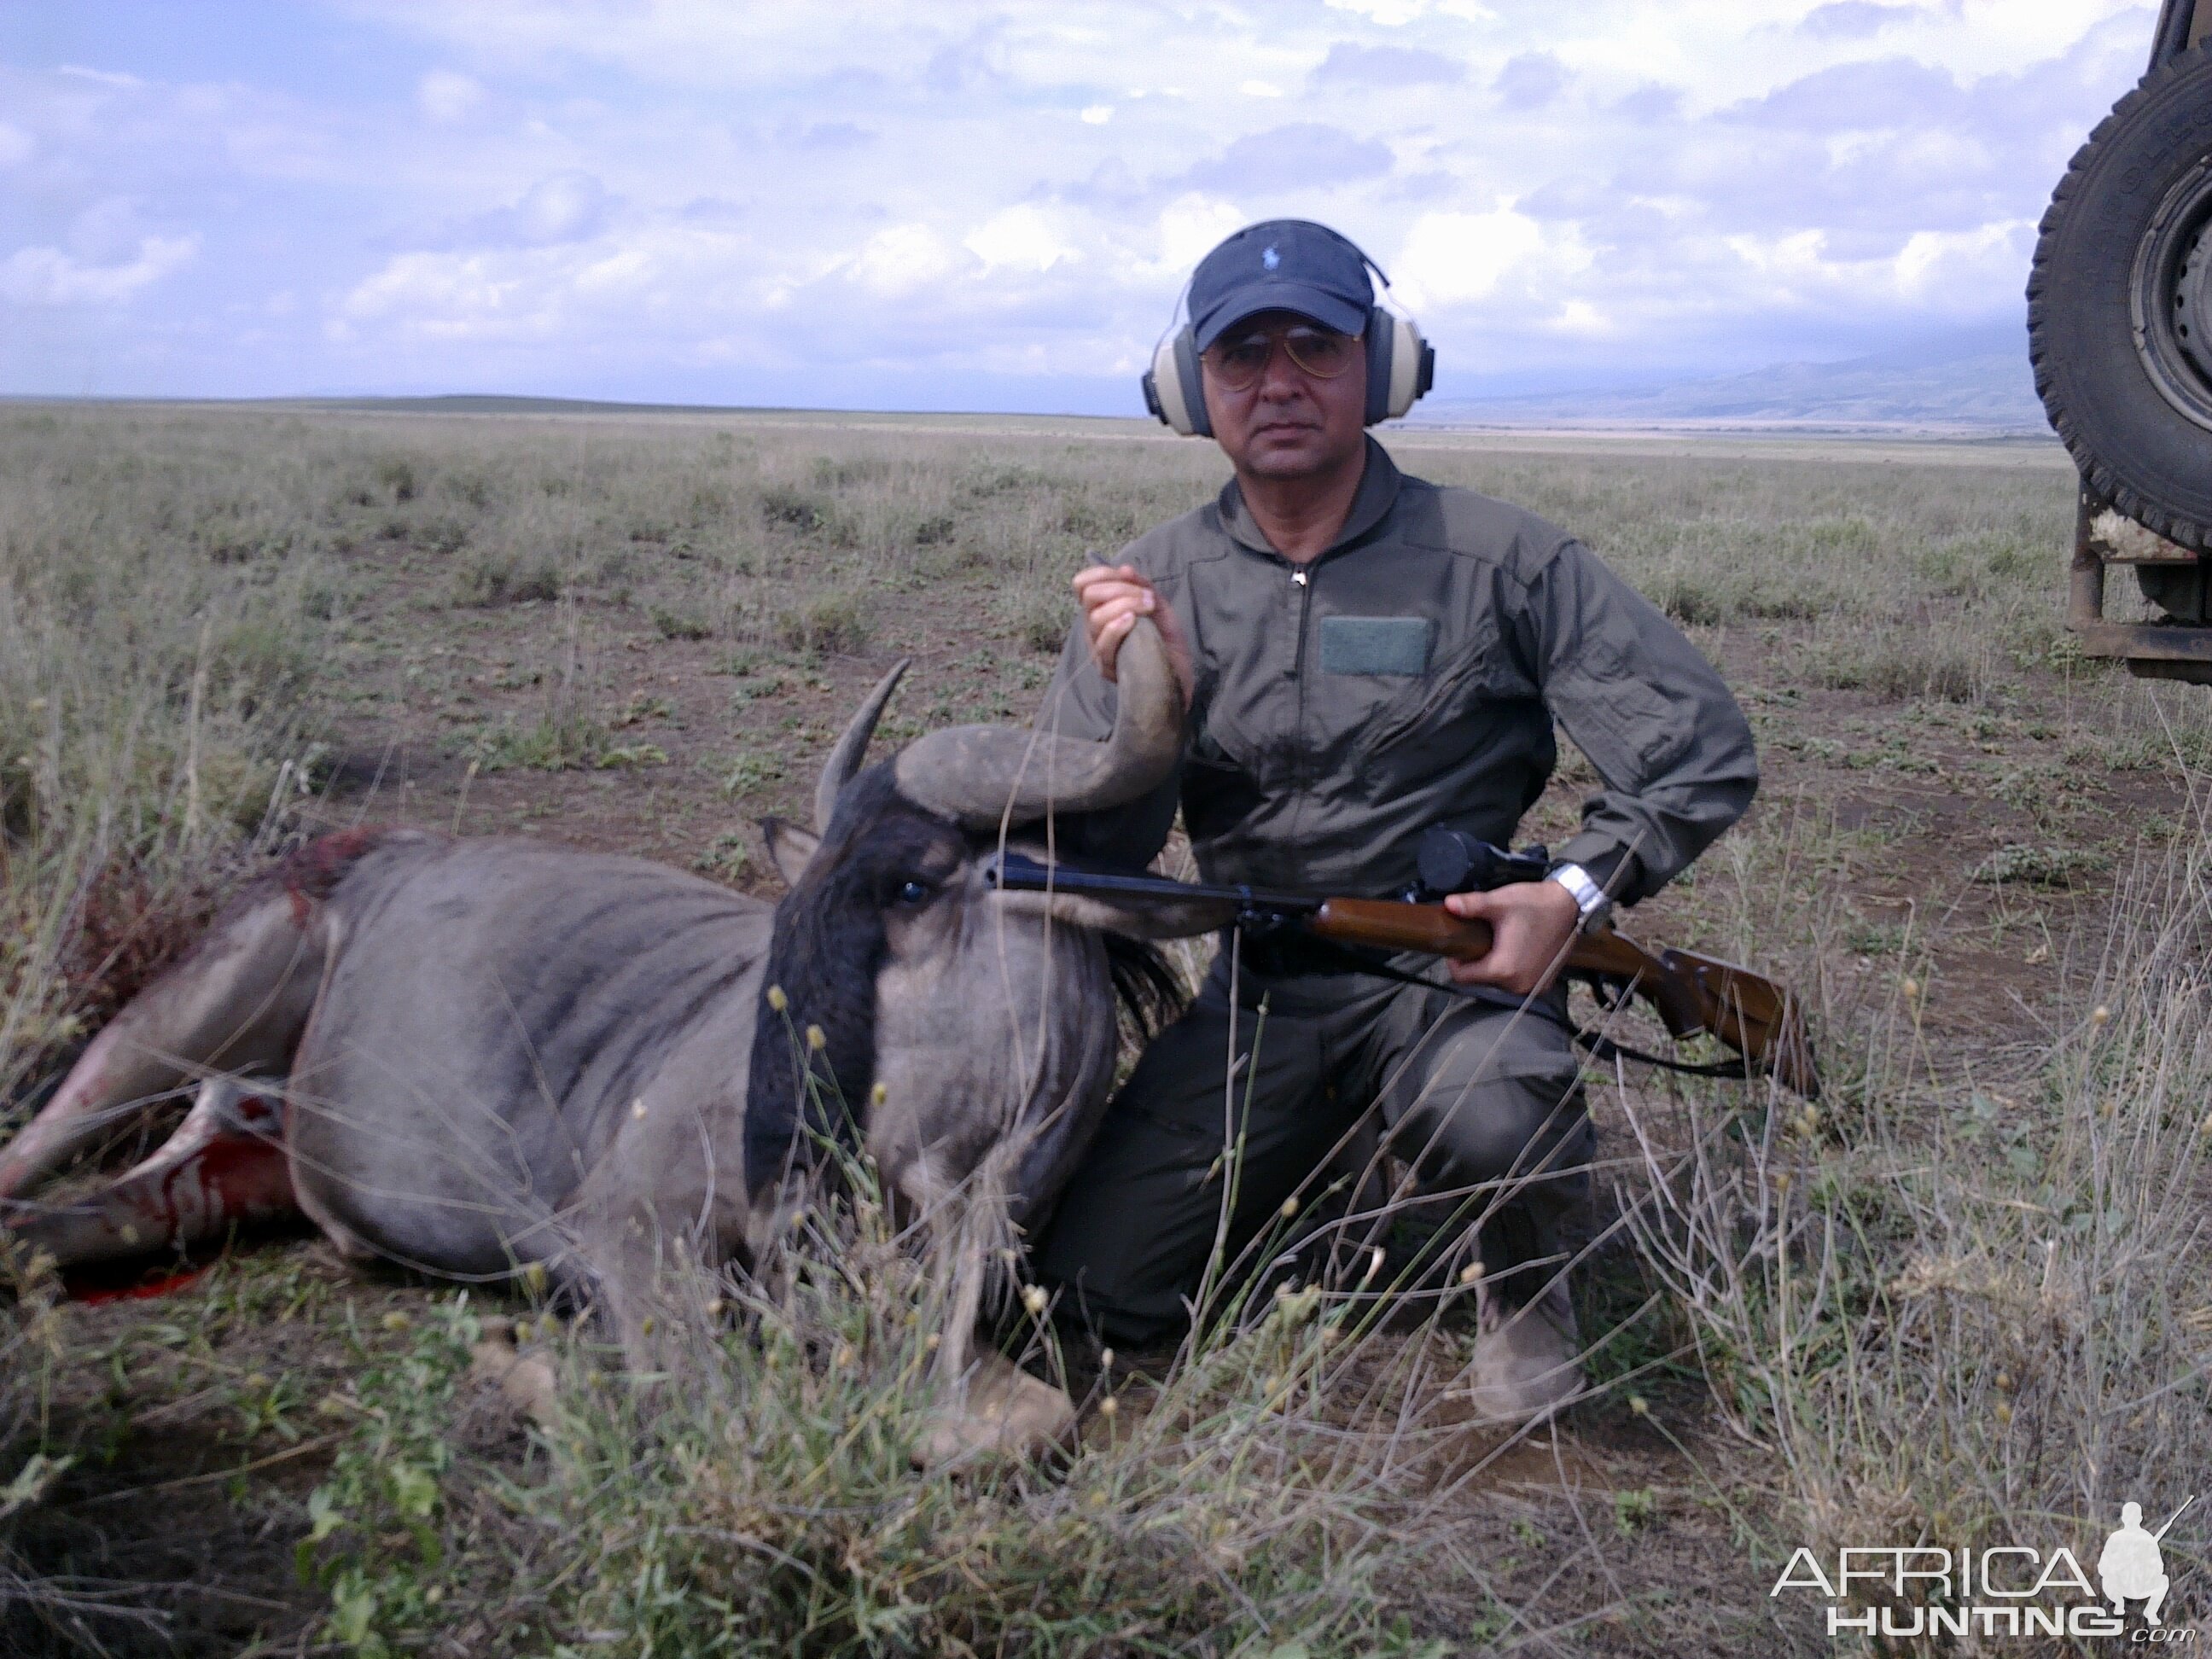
[{"xmin": 1261, "ymin": 245, "xmax": 1280, "ymax": 270}]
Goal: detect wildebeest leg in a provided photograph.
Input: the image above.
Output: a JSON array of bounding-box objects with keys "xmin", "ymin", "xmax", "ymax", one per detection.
[
  {"xmin": 911, "ymin": 1154, "xmax": 1077, "ymax": 1469},
  {"xmin": 915, "ymin": 1350, "xmax": 1077, "ymax": 1467},
  {"xmin": 561, "ymin": 1084, "xmax": 751, "ymax": 1370},
  {"xmin": 2, "ymin": 1078, "xmax": 296, "ymax": 1268},
  {"xmin": 0, "ymin": 892, "xmax": 329, "ymax": 1200}
]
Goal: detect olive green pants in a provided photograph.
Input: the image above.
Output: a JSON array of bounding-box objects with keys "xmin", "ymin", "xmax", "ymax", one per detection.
[{"xmin": 1033, "ymin": 952, "xmax": 1592, "ymax": 1347}]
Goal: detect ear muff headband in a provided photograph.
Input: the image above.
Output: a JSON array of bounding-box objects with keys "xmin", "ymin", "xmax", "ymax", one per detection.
[{"xmin": 1141, "ymin": 233, "xmax": 1437, "ymax": 436}]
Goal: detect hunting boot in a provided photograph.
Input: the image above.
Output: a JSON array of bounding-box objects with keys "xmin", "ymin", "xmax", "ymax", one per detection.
[{"xmin": 1463, "ymin": 1272, "xmax": 1584, "ymax": 1425}]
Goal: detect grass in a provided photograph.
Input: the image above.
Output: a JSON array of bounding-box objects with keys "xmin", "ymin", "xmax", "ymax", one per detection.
[
  {"xmin": 291, "ymin": 1181, "xmax": 1471, "ymax": 1658},
  {"xmin": 1, "ymin": 405, "xmax": 2210, "ymax": 1650},
  {"xmin": 0, "ymin": 412, "xmax": 342, "ymax": 1103},
  {"xmin": 1621, "ymin": 834, "xmax": 2212, "ymax": 1617}
]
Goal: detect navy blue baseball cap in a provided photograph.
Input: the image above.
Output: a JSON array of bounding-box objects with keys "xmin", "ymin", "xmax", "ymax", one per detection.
[{"xmin": 1189, "ymin": 220, "xmax": 1375, "ymax": 351}]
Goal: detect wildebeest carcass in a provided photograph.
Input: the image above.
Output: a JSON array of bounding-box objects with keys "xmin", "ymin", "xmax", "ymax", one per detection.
[{"xmin": 0, "ymin": 620, "xmax": 1220, "ymax": 1458}]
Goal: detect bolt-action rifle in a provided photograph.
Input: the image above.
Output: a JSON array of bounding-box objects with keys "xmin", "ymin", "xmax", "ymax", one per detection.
[{"xmin": 987, "ymin": 832, "xmax": 1818, "ymax": 1099}]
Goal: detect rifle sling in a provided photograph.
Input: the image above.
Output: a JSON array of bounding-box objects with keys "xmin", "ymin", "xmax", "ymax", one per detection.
[{"xmin": 1266, "ymin": 933, "xmax": 1752, "ymax": 1083}]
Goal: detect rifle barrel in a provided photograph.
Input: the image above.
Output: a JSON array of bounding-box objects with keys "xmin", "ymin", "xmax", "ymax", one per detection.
[{"xmin": 987, "ymin": 852, "xmax": 1316, "ymax": 915}]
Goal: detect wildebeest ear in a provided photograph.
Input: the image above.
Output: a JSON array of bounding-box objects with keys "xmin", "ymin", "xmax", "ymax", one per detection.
[{"xmin": 760, "ymin": 818, "xmax": 821, "ymax": 888}]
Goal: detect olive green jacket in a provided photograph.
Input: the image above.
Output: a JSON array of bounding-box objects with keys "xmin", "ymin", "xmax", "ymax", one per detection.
[{"xmin": 1037, "ymin": 439, "xmax": 1756, "ymax": 906}]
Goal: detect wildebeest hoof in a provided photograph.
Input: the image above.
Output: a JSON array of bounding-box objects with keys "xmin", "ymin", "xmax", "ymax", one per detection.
[
  {"xmin": 912, "ymin": 1355, "xmax": 1075, "ymax": 1470},
  {"xmin": 1458, "ymin": 1286, "xmax": 1584, "ymax": 1427},
  {"xmin": 470, "ymin": 1318, "xmax": 559, "ymax": 1424}
]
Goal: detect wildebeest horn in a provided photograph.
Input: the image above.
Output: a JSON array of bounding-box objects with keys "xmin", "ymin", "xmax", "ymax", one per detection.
[
  {"xmin": 815, "ymin": 659, "xmax": 911, "ymax": 832},
  {"xmin": 893, "ymin": 617, "xmax": 1184, "ymax": 830}
]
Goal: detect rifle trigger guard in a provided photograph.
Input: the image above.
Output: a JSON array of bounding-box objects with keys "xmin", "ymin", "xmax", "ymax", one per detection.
[
  {"xmin": 1581, "ymin": 971, "xmax": 1639, "ymax": 1016},
  {"xmin": 1232, "ymin": 900, "xmax": 1297, "ymax": 940}
]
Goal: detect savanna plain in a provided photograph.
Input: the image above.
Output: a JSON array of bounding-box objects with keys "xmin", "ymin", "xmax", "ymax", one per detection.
[{"xmin": 1, "ymin": 404, "xmax": 2208, "ymax": 1656}]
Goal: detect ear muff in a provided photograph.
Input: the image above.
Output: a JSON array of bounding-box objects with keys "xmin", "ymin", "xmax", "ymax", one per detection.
[
  {"xmin": 1142, "ymin": 323, "xmax": 1210, "ymax": 438},
  {"xmin": 1362, "ymin": 305, "xmax": 1437, "ymax": 425}
]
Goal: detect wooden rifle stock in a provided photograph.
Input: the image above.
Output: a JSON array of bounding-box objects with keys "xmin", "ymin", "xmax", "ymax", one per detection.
[
  {"xmin": 1567, "ymin": 929, "xmax": 1820, "ymax": 1099},
  {"xmin": 1312, "ymin": 899, "xmax": 1819, "ymax": 1098},
  {"xmin": 1311, "ymin": 896, "xmax": 1494, "ymax": 958}
]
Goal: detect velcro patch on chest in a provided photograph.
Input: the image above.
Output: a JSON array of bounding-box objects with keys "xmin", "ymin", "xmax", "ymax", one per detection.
[{"xmin": 1318, "ymin": 615, "xmax": 1433, "ymax": 676}]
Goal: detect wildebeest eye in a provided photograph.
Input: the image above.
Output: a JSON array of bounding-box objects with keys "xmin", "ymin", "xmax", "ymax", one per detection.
[{"xmin": 893, "ymin": 878, "xmax": 933, "ymax": 906}]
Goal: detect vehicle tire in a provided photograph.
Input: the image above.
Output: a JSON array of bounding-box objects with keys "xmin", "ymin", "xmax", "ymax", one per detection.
[{"xmin": 2029, "ymin": 41, "xmax": 2212, "ymax": 551}]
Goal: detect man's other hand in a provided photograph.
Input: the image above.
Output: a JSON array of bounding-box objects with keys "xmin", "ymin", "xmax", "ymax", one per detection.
[
  {"xmin": 1073, "ymin": 564, "xmax": 1195, "ymax": 707},
  {"xmin": 1441, "ymin": 881, "xmax": 1580, "ymax": 996}
]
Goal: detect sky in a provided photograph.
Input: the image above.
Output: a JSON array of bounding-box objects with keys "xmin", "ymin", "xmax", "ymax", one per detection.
[{"xmin": 0, "ymin": 1, "xmax": 2160, "ymax": 414}]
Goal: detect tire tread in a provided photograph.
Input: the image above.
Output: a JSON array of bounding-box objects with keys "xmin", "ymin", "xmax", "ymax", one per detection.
[{"xmin": 2029, "ymin": 38, "xmax": 2212, "ymax": 551}]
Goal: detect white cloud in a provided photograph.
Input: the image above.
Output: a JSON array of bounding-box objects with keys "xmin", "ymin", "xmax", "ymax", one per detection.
[
  {"xmin": 0, "ymin": 234, "xmax": 198, "ymax": 306},
  {"xmin": 0, "ymin": 3, "xmax": 2161, "ymax": 403},
  {"xmin": 509, "ymin": 172, "xmax": 610, "ymax": 242},
  {"xmin": 1324, "ymin": 0, "xmax": 1432, "ymax": 25},
  {"xmin": 1550, "ymin": 298, "xmax": 1611, "ymax": 335},
  {"xmin": 1721, "ymin": 217, "xmax": 2032, "ymax": 312},
  {"xmin": 55, "ymin": 64, "xmax": 143, "ymax": 89},
  {"xmin": 846, "ymin": 224, "xmax": 969, "ymax": 297},
  {"xmin": 1893, "ymin": 218, "xmax": 2034, "ymax": 301},
  {"xmin": 1394, "ymin": 208, "xmax": 1575, "ymax": 308},
  {"xmin": 335, "ymin": 250, "xmax": 529, "ymax": 339},
  {"xmin": 1322, "ymin": 0, "xmax": 1496, "ymax": 23},
  {"xmin": 417, "ymin": 69, "xmax": 484, "ymax": 123},
  {"xmin": 335, "ymin": 230, "xmax": 699, "ymax": 343},
  {"xmin": 1150, "ymin": 195, "xmax": 1248, "ymax": 276},
  {"xmin": 965, "ymin": 205, "xmax": 1077, "ymax": 273}
]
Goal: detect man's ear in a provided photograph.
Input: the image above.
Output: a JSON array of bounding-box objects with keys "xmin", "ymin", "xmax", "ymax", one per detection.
[{"xmin": 760, "ymin": 818, "xmax": 821, "ymax": 888}]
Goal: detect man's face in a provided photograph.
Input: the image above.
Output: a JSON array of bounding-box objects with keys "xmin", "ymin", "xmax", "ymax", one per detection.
[{"xmin": 1200, "ymin": 309, "xmax": 1367, "ymax": 481}]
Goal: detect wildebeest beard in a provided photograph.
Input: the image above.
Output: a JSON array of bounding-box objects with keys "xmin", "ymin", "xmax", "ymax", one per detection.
[{"xmin": 743, "ymin": 767, "xmax": 952, "ymax": 1198}]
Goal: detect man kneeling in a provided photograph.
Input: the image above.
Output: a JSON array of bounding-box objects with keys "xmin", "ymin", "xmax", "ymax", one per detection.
[{"xmin": 1029, "ymin": 220, "xmax": 1758, "ymax": 1423}]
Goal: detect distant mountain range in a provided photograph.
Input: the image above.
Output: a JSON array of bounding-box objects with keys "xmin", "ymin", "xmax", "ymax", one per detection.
[{"xmin": 1410, "ymin": 332, "xmax": 2051, "ymax": 434}]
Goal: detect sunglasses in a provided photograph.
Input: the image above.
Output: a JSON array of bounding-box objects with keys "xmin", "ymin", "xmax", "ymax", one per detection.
[{"xmin": 1201, "ymin": 323, "xmax": 1359, "ymax": 391}]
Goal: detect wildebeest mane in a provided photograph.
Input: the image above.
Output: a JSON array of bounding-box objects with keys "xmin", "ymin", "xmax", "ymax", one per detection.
[
  {"xmin": 742, "ymin": 767, "xmax": 949, "ymax": 1196},
  {"xmin": 1104, "ymin": 933, "xmax": 1188, "ymax": 1039}
]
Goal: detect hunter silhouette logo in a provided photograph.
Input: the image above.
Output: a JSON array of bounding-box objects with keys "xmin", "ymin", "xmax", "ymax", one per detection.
[{"xmin": 2101, "ymin": 1499, "xmax": 2193, "ymax": 1627}]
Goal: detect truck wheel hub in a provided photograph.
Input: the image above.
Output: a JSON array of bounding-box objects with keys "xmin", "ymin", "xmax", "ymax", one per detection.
[{"xmin": 2133, "ymin": 159, "xmax": 2212, "ymax": 429}]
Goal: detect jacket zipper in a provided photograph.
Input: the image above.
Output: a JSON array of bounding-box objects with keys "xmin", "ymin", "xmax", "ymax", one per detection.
[{"xmin": 1289, "ymin": 564, "xmax": 1314, "ymax": 790}]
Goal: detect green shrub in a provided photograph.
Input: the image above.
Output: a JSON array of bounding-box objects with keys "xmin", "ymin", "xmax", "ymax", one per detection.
[
  {"xmin": 759, "ymin": 485, "xmax": 825, "ymax": 531},
  {"xmin": 650, "ymin": 607, "xmax": 711, "ymax": 641},
  {"xmin": 374, "ymin": 457, "xmax": 418, "ymax": 503},
  {"xmin": 1813, "ymin": 631, "xmax": 1981, "ymax": 702},
  {"xmin": 468, "ymin": 709, "xmax": 609, "ymax": 772},
  {"xmin": 776, "ymin": 589, "xmax": 869, "ymax": 654},
  {"xmin": 1971, "ymin": 843, "xmax": 2110, "ymax": 887},
  {"xmin": 300, "ymin": 1301, "xmax": 479, "ymax": 1657},
  {"xmin": 451, "ymin": 553, "xmax": 562, "ymax": 608}
]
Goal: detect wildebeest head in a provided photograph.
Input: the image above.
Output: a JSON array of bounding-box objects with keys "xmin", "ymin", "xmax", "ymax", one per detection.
[{"xmin": 743, "ymin": 621, "xmax": 1226, "ymax": 1233}]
